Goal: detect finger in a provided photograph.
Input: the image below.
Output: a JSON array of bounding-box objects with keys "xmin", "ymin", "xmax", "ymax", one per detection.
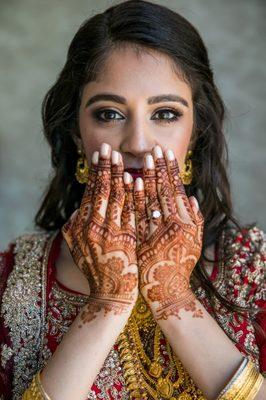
[
  {"xmin": 151, "ymin": 146, "xmax": 176, "ymax": 221},
  {"xmin": 63, "ymin": 152, "xmax": 99, "ymax": 251},
  {"xmin": 165, "ymin": 149, "xmax": 195, "ymax": 223},
  {"xmin": 134, "ymin": 177, "xmax": 149, "ymax": 246},
  {"xmin": 189, "ymin": 196, "xmax": 204, "ymax": 229},
  {"xmin": 143, "ymin": 153, "xmax": 163, "ymax": 234},
  {"xmin": 79, "ymin": 151, "xmax": 99, "ymax": 224},
  {"xmin": 106, "ymin": 151, "xmax": 125, "ymax": 229},
  {"xmin": 121, "ymin": 172, "xmax": 136, "ymax": 234},
  {"xmin": 90, "ymin": 143, "xmax": 111, "ymax": 224}
]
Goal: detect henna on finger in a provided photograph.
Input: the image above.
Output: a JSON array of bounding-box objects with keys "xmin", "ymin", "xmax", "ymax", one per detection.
[
  {"xmin": 121, "ymin": 172, "xmax": 136, "ymax": 235},
  {"xmin": 134, "ymin": 177, "xmax": 149, "ymax": 247},
  {"xmin": 165, "ymin": 149, "xmax": 195, "ymax": 223},
  {"xmin": 90, "ymin": 144, "xmax": 111, "ymax": 225},
  {"xmin": 143, "ymin": 153, "xmax": 163, "ymax": 235},
  {"xmin": 79, "ymin": 150, "xmax": 99, "ymax": 224},
  {"xmin": 106, "ymin": 151, "xmax": 125, "ymax": 229},
  {"xmin": 62, "ymin": 151, "xmax": 100, "ymax": 275},
  {"xmin": 152, "ymin": 146, "xmax": 176, "ymax": 221}
]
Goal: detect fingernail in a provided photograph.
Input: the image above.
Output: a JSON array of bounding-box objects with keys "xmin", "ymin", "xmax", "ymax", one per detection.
[
  {"xmin": 145, "ymin": 154, "xmax": 155, "ymax": 169},
  {"xmin": 154, "ymin": 145, "xmax": 163, "ymax": 158},
  {"xmin": 92, "ymin": 151, "xmax": 99, "ymax": 164},
  {"xmin": 111, "ymin": 150, "xmax": 119, "ymax": 165},
  {"xmin": 123, "ymin": 172, "xmax": 132, "ymax": 184},
  {"xmin": 100, "ymin": 143, "xmax": 110, "ymax": 157},
  {"xmin": 135, "ymin": 177, "xmax": 144, "ymax": 191},
  {"xmin": 166, "ymin": 149, "xmax": 175, "ymax": 161}
]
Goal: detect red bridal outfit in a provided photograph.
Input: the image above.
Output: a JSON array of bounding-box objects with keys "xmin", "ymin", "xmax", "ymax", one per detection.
[{"xmin": 0, "ymin": 225, "xmax": 265, "ymax": 399}]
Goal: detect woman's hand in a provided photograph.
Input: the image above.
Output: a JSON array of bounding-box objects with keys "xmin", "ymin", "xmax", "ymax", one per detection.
[
  {"xmin": 134, "ymin": 145, "xmax": 204, "ymax": 321},
  {"xmin": 61, "ymin": 143, "xmax": 138, "ymax": 325}
]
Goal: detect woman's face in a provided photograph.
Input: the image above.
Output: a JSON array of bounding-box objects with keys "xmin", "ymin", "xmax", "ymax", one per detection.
[{"xmin": 78, "ymin": 46, "xmax": 194, "ymax": 176}]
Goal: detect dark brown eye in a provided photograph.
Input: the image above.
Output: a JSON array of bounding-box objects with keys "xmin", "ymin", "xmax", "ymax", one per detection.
[
  {"xmin": 93, "ymin": 109, "xmax": 124, "ymax": 122},
  {"xmin": 152, "ymin": 108, "xmax": 183, "ymax": 123}
]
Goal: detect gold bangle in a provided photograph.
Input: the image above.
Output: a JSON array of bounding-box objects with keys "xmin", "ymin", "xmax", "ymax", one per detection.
[
  {"xmin": 22, "ymin": 370, "xmax": 53, "ymax": 400},
  {"xmin": 217, "ymin": 357, "xmax": 264, "ymax": 400},
  {"xmin": 235, "ymin": 364, "xmax": 264, "ymax": 400},
  {"xmin": 247, "ymin": 372, "xmax": 264, "ymax": 399}
]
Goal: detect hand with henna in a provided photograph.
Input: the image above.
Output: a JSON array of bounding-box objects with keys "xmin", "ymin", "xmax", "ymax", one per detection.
[
  {"xmin": 61, "ymin": 143, "xmax": 138, "ymax": 326},
  {"xmin": 134, "ymin": 145, "xmax": 204, "ymax": 321}
]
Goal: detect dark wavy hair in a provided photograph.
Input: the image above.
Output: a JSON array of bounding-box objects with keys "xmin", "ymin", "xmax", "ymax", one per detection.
[{"xmin": 34, "ymin": 0, "xmax": 265, "ymax": 348}]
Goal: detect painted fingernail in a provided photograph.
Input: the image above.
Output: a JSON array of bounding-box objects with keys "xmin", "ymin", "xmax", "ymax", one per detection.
[
  {"xmin": 123, "ymin": 172, "xmax": 132, "ymax": 184},
  {"xmin": 166, "ymin": 149, "xmax": 175, "ymax": 161},
  {"xmin": 92, "ymin": 151, "xmax": 99, "ymax": 165},
  {"xmin": 145, "ymin": 154, "xmax": 155, "ymax": 169},
  {"xmin": 135, "ymin": 177, "xmax": 144, "ymax": 191},
  {"xmin": 111, "ymin": 150, "xmax": 119, "ymax": 165},
  {"xmin": 100, "ymin": 143, "xmax": 110, "ymax": 157},
  {"xmin": 154, "ymin": 145, "xmax": 163, "ymax": 158}
]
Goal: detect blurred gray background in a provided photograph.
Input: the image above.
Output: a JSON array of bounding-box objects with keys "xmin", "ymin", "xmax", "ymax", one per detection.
[{"xmin": 0, "ymin": 0, "xmax": 265, "ymax": 250}]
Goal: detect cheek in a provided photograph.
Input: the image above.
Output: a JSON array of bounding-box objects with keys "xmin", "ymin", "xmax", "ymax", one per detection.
[
  {"xmin": 79, "ymin": 112, "xmax": 119, "ymax": 163},
  {"xmin": 158, "ymin": 118, "xmax": 193, "ymax": 167},
  {"xmin": 78, "ymin": 113, "xmax": 100, "ymax": 162}
]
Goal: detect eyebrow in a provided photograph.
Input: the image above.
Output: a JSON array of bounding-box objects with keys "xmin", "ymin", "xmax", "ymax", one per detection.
[{"xmin": 85, "ymin": 92, "xmax": 189, "ymax": 108}]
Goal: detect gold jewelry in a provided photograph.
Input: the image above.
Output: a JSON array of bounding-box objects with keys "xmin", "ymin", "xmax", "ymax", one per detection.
[
  {"xmin": 117, "ymin": 293, "xmax": 205, "ymax": 399},
  {"xmin": 22, "ymin": 370, "xmax": 53, "ymax": 399},
  {"xmin": 75, "ymin": 149, "xmax": 89, "ymax": 184},
  {"xmin": 216, "ymin": 357, "xmax": 264, "ymax": 400},
  {"xmin": 180, "ymin": 150, "xmax": 193, "ymax": 185}
]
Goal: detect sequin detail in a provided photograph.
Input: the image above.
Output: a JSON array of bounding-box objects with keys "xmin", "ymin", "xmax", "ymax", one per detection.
[
  {"xmin": 1, "ymin": 232, "xmax": 50, "ymax": 399},
  {"xmin": 0, "ymin": 225, "xmax": 265, "ymax": 399}
]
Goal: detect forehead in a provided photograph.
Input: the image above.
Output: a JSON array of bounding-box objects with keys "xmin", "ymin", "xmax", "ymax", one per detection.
[{"xmin": 82, "ymin": 46, "xmax": 192, "ymax": 105}]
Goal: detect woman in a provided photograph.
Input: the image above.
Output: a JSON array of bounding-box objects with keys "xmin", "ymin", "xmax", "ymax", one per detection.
[{"xmin": 0, "ymin": 0, "xmax": 265, "ymax": 399}]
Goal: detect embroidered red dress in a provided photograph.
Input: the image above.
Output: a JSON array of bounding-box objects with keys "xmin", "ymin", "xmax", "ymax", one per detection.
[{"xmin": 0, "ymin": 225, "xmax": 265, "ymax": 399}]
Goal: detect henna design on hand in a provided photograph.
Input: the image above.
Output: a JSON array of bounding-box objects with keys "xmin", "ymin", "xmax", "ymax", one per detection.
[
  {"xmin": 134, "ymin": 147, "xmax": 204, "ymax": 321},
  {"xmin": 62, "ymin": 145, "xmax": 138, "ymax": 327}
]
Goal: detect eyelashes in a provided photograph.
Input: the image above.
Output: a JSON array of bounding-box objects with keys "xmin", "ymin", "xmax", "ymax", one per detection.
[{"xmin": 91, "ymin": 108, "xmax": 184, "ymax": 125}]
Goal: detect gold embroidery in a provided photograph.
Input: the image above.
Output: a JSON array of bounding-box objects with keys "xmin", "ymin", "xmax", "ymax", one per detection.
[
  {"xmin": 117, "ymin": 292, "xmax": 206, "ymax": 399},
  {"xmin": 42, "ymin": 234, "xmax": 130, "ymax": 400},
  {"xmin": 194, "ymin": 227, "xmax": 262, "ymax": 371},
  {"xmin": 1, "ymin": 232, "xmax": 51, "ymax": 399},
  {"xmin": 0, "ymin": 226, "xmax": 263, "ymax": 399}
]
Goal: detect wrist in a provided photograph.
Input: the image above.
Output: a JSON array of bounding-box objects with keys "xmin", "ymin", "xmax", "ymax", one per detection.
[
  {"xmin": 79, "ymin": 294, "xmax": 136, "ymax": 323},
  {"xmin": 150, "ymin": 288, "xmax": 197, "ymax": 322}
]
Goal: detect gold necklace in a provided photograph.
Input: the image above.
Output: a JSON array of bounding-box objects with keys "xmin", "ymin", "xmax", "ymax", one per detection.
[{"xmin": 117, "ymin": 293, "xmax": 206, "ymax": 399}]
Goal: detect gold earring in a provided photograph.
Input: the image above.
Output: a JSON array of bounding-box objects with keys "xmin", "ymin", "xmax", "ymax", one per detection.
[
  {"xmin": 75, "ymin": 149, "xmax": 89, "ymax": 184},
  {"xmin": 181, "ymin": 150, "xmax": 193, "ymax": 185}
]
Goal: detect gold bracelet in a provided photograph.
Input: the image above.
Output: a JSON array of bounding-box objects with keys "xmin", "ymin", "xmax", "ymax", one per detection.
[
  {"xmin": 217, "ymin": 357, "xmax": 264, "ymax": 400},
  {"xmin": 22, "ymin": 370, "xmax": 53, "ymax": 400},
  {"xmin": 235, "ymin": 363, "xmax": 264, "ymax": 400}
]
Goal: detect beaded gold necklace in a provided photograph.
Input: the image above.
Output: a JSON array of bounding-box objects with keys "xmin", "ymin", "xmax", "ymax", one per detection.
[{"xmin": 117, "ymin": 293, "xmax": 206, "ymax": 399}]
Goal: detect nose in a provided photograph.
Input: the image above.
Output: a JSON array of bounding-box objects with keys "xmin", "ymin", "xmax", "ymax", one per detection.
[{"xmin": 119, "ymin": 128, "xmax": 156, "ymax": 166}]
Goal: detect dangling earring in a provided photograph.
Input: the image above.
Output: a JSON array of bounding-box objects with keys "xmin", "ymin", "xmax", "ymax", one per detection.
[
  {"xmin": 181, "ymin": 150, "xmax": 193, "ymax": 185},
  {"xmin": 75, "ymin": 149, "xmax": 89, "ymax": 184}
]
